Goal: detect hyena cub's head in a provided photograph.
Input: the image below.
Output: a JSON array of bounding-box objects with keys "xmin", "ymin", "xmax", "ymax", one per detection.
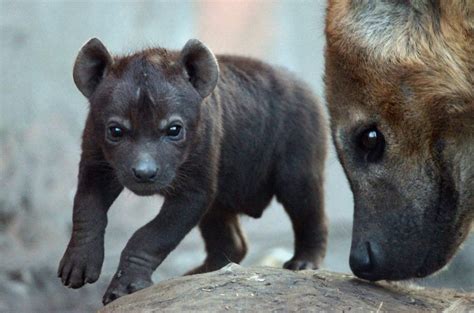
[
  {"xmin": 325, "ymin": 0, "xmax": 473, "ymax": 280},
  {"xmin": 73, "ymin": 38, "xmax": 219, "ymax": 196}
]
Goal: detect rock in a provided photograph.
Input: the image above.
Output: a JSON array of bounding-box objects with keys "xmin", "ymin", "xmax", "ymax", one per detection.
[{"xmin": 99, "ymin": 264, "xmax": 474, "ymax": 312}]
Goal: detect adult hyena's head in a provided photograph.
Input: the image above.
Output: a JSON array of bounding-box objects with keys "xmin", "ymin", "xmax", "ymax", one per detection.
[{"xmin": 325, "ymin": 0, "xmax": 473, "ymax": 281}]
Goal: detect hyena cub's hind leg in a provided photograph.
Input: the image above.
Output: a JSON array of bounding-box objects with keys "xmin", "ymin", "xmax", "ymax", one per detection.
[
  {"xmin": 185, "ymin": 209, "xmax": 248, "ymax": 275},
  {"xmin": 276, "ymin": 161, "xmax": 327, "ymax": 270}
]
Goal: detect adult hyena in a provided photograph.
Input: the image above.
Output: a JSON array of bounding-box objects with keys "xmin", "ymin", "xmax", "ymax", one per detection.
[{"xmin": 325, "ymin": 0, "xmax": 473, "ymax": 281}]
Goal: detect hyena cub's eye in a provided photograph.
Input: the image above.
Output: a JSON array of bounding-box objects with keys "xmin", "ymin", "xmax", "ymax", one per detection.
[
  {"xmin": 107, "ymin": 126, "xmax": 124, "ymax": 142},
  {"xmin": 357, "ymin": 127, "xmax": 385, "ymax": 162},
  {"xmin": 166, "ymin": 125, "xmax": 183, "ymax": 139}
]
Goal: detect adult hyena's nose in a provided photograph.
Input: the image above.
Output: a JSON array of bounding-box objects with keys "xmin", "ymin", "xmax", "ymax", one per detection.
[
  {"xmin": 349, "ymin": 241, "xmax": 378, "ymax": 281},
  {"xmin": 132, "ymin": 158, "xmax": 158, "ymax": 183}
]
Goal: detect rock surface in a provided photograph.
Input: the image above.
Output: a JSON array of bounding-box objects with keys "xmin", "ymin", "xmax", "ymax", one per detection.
[{"xmin": 99, "ymin": 264, "xmax": 474, "ymax": 313}]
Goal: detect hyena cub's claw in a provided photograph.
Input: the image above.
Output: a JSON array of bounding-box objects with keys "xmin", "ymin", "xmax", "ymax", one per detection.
[
  {"xmin": 102, "ymin": 271, "xmax": 153, "ymax": 305},
  {"xmin": 283, "ymin": 259, "xmax": 319, "ymax": 271}
]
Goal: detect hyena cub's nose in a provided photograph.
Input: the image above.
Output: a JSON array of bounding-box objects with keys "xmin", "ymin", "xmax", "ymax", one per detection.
[
  {"xmin": 132, "ymin": 160, "xmax": 158, "ymax": 183},
  {"xmin": 349, "ymin": 241, "xmax": 377, "ymax": 280}
]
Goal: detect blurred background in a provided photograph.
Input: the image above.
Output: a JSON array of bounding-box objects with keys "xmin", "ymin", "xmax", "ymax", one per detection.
[{"xmin": 0, "ymin": 0, "xmax": 472, "ymax": 312}]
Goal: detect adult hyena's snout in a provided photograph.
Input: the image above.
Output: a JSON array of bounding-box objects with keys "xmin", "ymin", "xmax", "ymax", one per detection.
[
  {"xmin": 349, "ymin": 234, "xmax": 418, "ymax": 281},
  {"xmin": 349, "ymin": 241, "xmax": 377, "ymax": 280},
  {"xmin": 349, "ymin": 199, "xmax": 441, "ymax": 281},
  {"xmin": 349, "ymin": 238, "xmax": 409, "ymax": 281}
]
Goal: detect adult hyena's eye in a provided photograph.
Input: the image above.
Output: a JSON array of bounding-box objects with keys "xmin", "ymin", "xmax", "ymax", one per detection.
[
  {"xmin": 361, "ymin": 129, "xmax": 379, "ymax": 150},
  {"xmin": 358, "ymin": 127, "xmax": 385, "ymax": 162}
]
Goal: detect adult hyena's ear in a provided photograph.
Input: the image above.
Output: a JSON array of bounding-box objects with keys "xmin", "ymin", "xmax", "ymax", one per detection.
[
  {"xmin": 179, "ymin": 39, "xmax": 219, "ymax": 98},
  {"xmin": 73, "ymin": 38, "xmax": 113, "ymax": 98}
]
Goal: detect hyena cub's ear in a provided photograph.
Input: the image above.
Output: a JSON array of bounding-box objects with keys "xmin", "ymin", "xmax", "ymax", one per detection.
[
  {"xmin": 73, "ymin": 38, "xmax": 113, "ymax": 98},
  {"xmin": 179, "ymin": 39, "xmax": 219, "ymax": 98}
]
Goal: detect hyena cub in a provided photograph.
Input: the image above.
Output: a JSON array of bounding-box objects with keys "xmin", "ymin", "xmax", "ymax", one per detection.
[{"xmin": 58, "ymin": 38, "xmax": 327, "ymax": 304}]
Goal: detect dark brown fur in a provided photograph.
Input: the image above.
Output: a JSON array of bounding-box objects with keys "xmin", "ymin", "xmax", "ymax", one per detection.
[
  {"xmin": 325, "ymin": 0, "xmax": 473, "ymax": 281},
  {"xmin": 58, "ymin": 38, "xmax": 328, "ymax": 304}
]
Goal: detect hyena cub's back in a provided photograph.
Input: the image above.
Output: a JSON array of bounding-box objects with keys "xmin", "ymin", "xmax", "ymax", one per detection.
[{"xmin": 212, "ymin": 55, "xmax": 327, "ymax": 216}]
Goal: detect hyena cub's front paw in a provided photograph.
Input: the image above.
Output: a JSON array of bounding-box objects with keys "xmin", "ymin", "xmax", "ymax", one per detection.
[
  {"xmin": 57, "ymin": 240, "xmax": 104, "ymax": 289},
  {"xmin": 102, "ymin": 270, "xmax": 153, "ymax": 305}
]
